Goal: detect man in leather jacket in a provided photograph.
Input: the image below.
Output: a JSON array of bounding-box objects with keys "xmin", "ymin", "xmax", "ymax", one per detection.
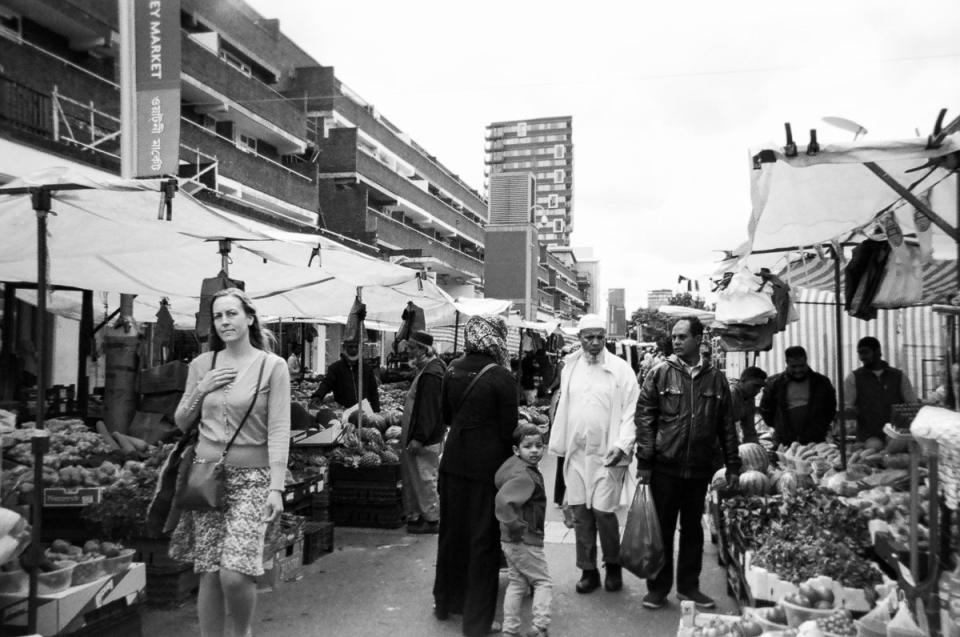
[{"xmin": 634, "ymin": 317, "xmax": 741, "ymax": 611}]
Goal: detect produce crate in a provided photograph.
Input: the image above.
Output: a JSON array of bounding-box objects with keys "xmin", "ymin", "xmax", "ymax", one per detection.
[
  {"xmin": 65, "ymin": 600, "xmax": 142, "ymax": 637},
  {"xmin": 331, "ymin": 503, "xmax": 403, "ymax": 529},
  {"xmin": 303, "ymin": 521, "xmax": 334, "ymax": 564},
  {"xmin": 283, "ymin": 475, "xmax": 325, "ymax": 509},
  {"xmin": 330, "ymin": 482, "xmax": 401, "ymax": 507},
  {"xmin": 259, "ymin": 539, "xmax": 305, "ymax": 589},
  {"xmin": 330, "ymin": 463, "xmax": 401, "ymax": 484},
  {"xmin": 145, "ymin": 566, "xmax": 198, "ymax": 607}
]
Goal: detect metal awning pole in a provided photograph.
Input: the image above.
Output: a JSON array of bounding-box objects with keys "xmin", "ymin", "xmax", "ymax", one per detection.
[
  {"xmin": 863, "ymin": 162, "xmax": 959, "ymax": 242},
  {"xmin": 829, "ymin": 243, "xmax": 847, "ymax": 469},
  {"xmin": 356, "ymin": 287, "xmax": 364, "ymax": 429},
  {"xmin": 453, "ymin": 310, "xmax": 460, "ymax": 354}
]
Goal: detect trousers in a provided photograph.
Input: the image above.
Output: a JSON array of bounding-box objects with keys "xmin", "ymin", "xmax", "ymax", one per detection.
[
  {"xmin": 647, "ymin": 473, "xmax": 710, "ymax": 595},
  {"xmin": 502, "ymin": 542, "xmax": 552, "ymax": 634},
  {"xmin": 400, "ymin": 443, "xmax": 440, "ymax": 522},
  {"xmin": 572, "ymin": 504, "xmax": 620, "ymax": 571}
]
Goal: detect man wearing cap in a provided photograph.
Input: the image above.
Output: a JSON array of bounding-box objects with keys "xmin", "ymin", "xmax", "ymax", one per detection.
[
  {"xmin": 549, "ymin": 313, "xmax": 639, "ymax": 594},
  {"xmin": 311, "ymin": 338, "xmax": 381, "ymax": 412},
  {"xmin": 401, "ymin": 331, "xmax": 446, "ymax": 534}
]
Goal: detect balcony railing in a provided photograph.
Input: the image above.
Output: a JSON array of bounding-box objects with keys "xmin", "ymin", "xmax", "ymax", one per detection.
[{"xmin": 368, "ymin": 207, "xmax": 482, "ymax": 279}]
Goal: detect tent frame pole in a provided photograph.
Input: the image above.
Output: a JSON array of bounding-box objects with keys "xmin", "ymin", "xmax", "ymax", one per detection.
[
  {"xmin": 829, "ymin": 244, "xmax": 847, "ymax": 470},
  {"xmin": 862, "ymin": 162, "xmax": 959, "ymax": 242}
]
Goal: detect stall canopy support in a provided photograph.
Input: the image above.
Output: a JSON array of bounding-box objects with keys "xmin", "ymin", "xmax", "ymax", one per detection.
[{"xmin": 862, "ymin": 161, "xmax": 960, "ymax": 242}]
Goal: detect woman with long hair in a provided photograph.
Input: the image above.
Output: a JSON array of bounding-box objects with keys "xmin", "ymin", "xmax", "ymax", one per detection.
[
  {"xmin": 433, "ymin": 315, "xmax": 519, "ymax": 637},
  {"xmin": 170, "ymin": 288, "xmax": 290, "ymax": 637}
]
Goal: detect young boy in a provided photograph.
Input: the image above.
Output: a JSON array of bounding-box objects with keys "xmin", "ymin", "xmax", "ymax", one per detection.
[{"xmin": 495, "ymin": 423, "xmax": 552, "ymax": 637}]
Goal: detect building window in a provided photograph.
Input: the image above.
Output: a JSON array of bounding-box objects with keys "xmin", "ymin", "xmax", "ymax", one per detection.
[
  {"xmin": 554, "ymin": 219, "xmax": 565, "ymax": 232},
  {"xmin": 220, "ymin": 49, "xmax": 253, "ymax": 78},
  {"xmin": 237, "ymin": 133, "xmax": 258, "ymax": 154},
  {"xmin": 554, "ymin": 144, "xmax": 565, "ymax": 159},
  {"xmin": 548, "ymin": 194, "xmax": 559, "ymax": 209},
  {"xmin": 517, "ymin": 122, "xmax": 527, "ymax": 137},
  {"xmin": 553, "ymin": 169, "xmax": 565, "ymax": 184}
]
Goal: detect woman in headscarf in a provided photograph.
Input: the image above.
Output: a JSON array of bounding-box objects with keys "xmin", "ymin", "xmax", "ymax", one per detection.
[{"xmin": 433, "ymin": 315, "xmax": 519, "ymax": 637}]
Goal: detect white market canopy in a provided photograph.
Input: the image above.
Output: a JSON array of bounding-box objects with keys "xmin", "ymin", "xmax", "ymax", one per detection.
[
  {"xmin": 740, "ymin": 130, "xmax": 960, "ymax": 257},
  {"xmin": 0, "ymin": 168, "xmax": 455, "ymax": 327}
]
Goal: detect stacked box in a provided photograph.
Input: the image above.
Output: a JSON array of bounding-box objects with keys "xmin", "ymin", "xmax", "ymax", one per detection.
[
  {"xmin": 330, "ymin": 464, "xmax": 403, "ymax": 529},
  {"xmin": 302, "ymin": 521, "xmax": 334, "ymax": 564}
]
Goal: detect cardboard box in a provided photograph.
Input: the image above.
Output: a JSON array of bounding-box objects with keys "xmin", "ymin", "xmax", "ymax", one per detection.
[
  {"xmin": 43, "ymin": 487, "xmax": 103, "ymax": 507},
  {"xmin": 0, "ymin": 562, "xmax": 145, "ymax": 635}
]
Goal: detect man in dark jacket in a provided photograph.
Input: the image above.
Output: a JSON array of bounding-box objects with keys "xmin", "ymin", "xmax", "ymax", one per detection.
[
  {"xmin": 759, "ymin": 345, "xmax": 836, "ymax": 446},
  {"xmin": 730, "ymin": 366, "xmax": 768, "ymax": 444},
  {"xmin": 401, "ymin": 331, "xmax": 446, "ymax": 534},
  {"xmin": 843, "ymin": 336, "xmax": 917, "ymax": 441},
  {"xmin": 311, "ymin": 338, "xmax": 380, "ymax": 412},
  {"xmin": 635, "ymin": 316, "xmax": 741, "ymax": 611}
]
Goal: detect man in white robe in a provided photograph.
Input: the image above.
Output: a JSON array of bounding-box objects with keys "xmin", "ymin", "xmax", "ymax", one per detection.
[{"xmin": 548, "ymin": 314, "xmax": 638, "ymax": 594}]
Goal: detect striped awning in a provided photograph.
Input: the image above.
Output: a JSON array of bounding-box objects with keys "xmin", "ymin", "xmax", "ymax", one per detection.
[{"xmin": 777, "ymin": 255, "xmax": 958, "ymax": 305}]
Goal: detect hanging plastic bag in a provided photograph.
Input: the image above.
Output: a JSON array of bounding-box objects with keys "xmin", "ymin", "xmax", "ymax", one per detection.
[
  {"xmin": 714, "ymin": 268, "xmax": 777, "ymax": 325},
  {"xmin": 872, "ymin": 243, "xmax": 923, "ymax": 309},
  {"xmin": 618, "ymin": 483, "xmax": 664, "ymax": 579},
  {"xmin": 885, "ymin": 599, "xmax": 924, "ymax": 636}
]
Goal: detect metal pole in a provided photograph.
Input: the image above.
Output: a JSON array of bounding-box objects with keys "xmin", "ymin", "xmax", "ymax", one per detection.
[
  {"xmin": 452, "ymin": 310, "xmax": 460, "ymax": 354},
  {"xmin": 77, "ymin": 289, "xmax": 93, "ymax": 417},
  {"xmin": 356, "ymin": 287, "xmax": 364, "ymax": 429},
  {"xmin": 27, "ymin": 188, "xmax": 51, "ymax": 634},
  {"xmin": 830, "ymin": 244, "xmax": 847, "ymax": 469}
]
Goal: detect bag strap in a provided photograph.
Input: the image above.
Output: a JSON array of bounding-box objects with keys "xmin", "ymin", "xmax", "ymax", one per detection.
[
  {"xmin": 219, "ymin": 354, "xmax": 268, "ymax": 461},
  {"xmin": 454, "ymin": 363, "xmax": 498, "ymax": 413}
]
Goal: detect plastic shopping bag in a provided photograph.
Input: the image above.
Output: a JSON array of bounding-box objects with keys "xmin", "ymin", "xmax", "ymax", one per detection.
[{"xmin": 618, "ymin": 483, "xmax": 664, "ymax": 579}]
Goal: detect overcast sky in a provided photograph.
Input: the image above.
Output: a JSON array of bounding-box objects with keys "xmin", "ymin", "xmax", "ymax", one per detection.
[{"xmin": 246, "ymin": 0, "xmax": 960, "ymax": 313}]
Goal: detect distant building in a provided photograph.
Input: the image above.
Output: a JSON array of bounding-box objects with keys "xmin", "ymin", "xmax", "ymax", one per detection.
[
  {"xmin": 485, "ymin": 115, "xmax": 573, "ymax": 247},
  {"xmin": 572, "ymin": 247, "xmax": 599, "ymax": 314},
  {"xmin": 607, "ymin": 289, "xmax": 627, "ymax": 339},
  {"xmin": 647, "ymin": 289, "xmax": 673, "ymax": 311}
]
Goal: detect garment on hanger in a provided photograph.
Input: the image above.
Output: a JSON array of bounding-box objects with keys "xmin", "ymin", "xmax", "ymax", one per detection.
[
  {"xmin": 872, "ymin": 242, "xmax": 923, "ymax": 308},
  {"xmin": 844, "ymin": 239, "xmax": 890, "ymax": 321}
]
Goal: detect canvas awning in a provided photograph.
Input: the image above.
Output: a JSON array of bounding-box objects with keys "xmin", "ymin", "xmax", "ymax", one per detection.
[{"xmin": 741, "ymin": 131, "xmax": 960, "ymax": 257}]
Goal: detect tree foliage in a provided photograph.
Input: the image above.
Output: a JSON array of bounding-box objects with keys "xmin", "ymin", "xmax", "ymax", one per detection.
[{"xmin": 630, "ymin": 293, "xmax": 708, "ymax": 353}]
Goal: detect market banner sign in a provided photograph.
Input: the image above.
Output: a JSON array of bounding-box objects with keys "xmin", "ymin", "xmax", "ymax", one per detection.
[{"xmin": 132, "ymin": 0, "xmax": 181, "ymax": 177}]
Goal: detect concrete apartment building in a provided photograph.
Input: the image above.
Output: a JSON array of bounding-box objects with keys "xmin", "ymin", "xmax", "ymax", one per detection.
[
  {"xmin": 485, "ymin": 115, "xmax": 574, "ymax": 247},
  {"xmin": 484, "ymin": 173, "xmax": 588, "ymax": 321},
  {"xmin": 647, "ymin": 289, "xmax": 673, "ymax": 311},
  {"xmin": 607, "ymin": 288, "xmax": 627, "ymax": 339},
  {"xmin": 0, "ymin": 0, "xmax": 493, "ymax": 388}
]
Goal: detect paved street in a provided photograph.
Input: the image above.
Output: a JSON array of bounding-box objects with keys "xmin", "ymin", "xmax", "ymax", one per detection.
[{"xmin": 143, "ymin": 455, "xmax": 738, "ymax": 637}]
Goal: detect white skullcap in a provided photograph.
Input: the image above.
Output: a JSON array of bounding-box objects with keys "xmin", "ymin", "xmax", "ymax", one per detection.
[{"xmin": 578, "ymin": 313, "xmax": 605, "ymax": 331}]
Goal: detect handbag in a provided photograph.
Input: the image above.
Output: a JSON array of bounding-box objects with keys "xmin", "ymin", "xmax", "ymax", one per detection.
[
  {"xmin": 176, "ymin": 354, "xmax": 267, "ymax": 511},
  {"xmin": 145, "ymin": 351, "xmax": 219, "ymax": 537}
]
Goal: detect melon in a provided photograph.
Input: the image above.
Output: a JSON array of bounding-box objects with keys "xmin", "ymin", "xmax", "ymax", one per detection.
[
  {"xmin": 738, "ymin": 442, "xmax": 770, "ymax": 473},
  {"xmin": 710, "ymin": 468, "xmax": 728, "ymax": 491},
  {"xmin": 384, "ymin": 425, "xmax": 402, "ymax": 441},
  {"xmin": 360, "ymin": 427, "xmax": 385, "ymax": 448},
  {"xmin": 776, "ymin": 471, "xmax": 799, "ymax": 496},
  {"xmin": 381, "ymin": 450, "xmax": 400, "ymax": 464},
  {"xmin": 738, "ymin": 470, "xmax": 770, "ymax": 497},
  {"xmin": 315, "ymin": 407, "xmax": 340, "ymax": 427}
]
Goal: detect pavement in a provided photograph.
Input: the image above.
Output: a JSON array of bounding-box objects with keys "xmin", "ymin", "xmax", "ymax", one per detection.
[{"xmin": 142, "ymin": 454, "xmax": 739, "ymax": 637}]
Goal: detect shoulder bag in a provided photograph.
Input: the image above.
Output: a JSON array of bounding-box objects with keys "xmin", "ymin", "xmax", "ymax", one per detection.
[
  {"xmin": 176, "ymin": 353, "xmax": 267, "ymax": 511},
  {"xmin": 453, "ymin": 363, "xmax": 498, "ymax": 413}
]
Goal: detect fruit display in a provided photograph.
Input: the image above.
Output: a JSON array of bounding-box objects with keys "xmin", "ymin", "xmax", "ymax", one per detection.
[
  {"xmin": 739, "ymin": 442, "xmax": 770, "ymax": 473},
  {"xmin": 689, "ymin": 616, "xmax": 764, "ymax": 637},
  {"xmin": 2, "ymin": 418, "xmax": 116, "ymax": 469},
  {"xmin": 812, "ymin": 609, "xmax": 856, "ymax": 636},
  {"xmin": 329, "ymin": 423, "xmax": 401, "ymax": 468},
  {"xmin": 288, "ymin": 449, "xmax": 329, "ymax": 481},
  {"xmin": 378, "ymin": 381, "xmax": 410, "ymax": 413}
]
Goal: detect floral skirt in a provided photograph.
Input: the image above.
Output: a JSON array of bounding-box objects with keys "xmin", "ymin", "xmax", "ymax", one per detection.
[{"xmin": 169, "ymin": 465, "xmax": 270, "ymax": 577}]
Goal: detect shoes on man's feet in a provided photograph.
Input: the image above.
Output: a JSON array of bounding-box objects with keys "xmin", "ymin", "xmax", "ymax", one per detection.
[
  {"xmin": 642, "ymin": 591, "xmax": 667, "ymax": 609},
  {"xmin": 677, "ymin": 589, "xmax": 716, "ymax": 609},
  {"xmin": 603, "ymin": 563, "xmax": 622, "ymax": 592},
  {"xmin": 408, "ymin": 519, "xmax": 439, "ymax": 534},
  {"xmin": 526, "ymin": 628, "xmax": 549, "ymax": 637},
  {"xmin": 575, "ymin": 569, "xmax": 601, "ymax": 594}
]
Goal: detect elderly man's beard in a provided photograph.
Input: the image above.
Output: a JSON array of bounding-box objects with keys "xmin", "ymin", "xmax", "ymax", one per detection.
[{"xmin": 585, "ymin": 349, "xmax": 603, "ymax": 365}]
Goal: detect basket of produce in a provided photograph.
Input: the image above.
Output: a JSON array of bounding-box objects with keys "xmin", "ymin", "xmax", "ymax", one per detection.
[
  {"xmin": 38, "ymin": 560, "xmax": 76, "ymax": 594},
  {"xmin": 70, "ymin": 554, "xmax": 106, "ymax": 585},
  {"xmin": 745, "ymin": 605, "xmax": 789, "ymax": 632},
  {"xmin": 781, "ymin": 594, "xmax": 842, "ymax": 627},
  {"xmin": 0, "ymin": 567, "xmax": 28, "ymax": 595},
  {"xmin": 102, "ymin": 547, "xmax": 135, "ymax": 575}
]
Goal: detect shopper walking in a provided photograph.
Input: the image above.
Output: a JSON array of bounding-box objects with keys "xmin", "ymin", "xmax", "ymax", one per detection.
[
  {"xmin": 759, "ymin": 345, "xmax": 837, "ymax": 445},
  {"xmin": 843, "ymin": 336, "xmax": 918, "ymax": 441},
  {"xmin": 550, "ymin": 314, "xmax": 638, "ymax": 595},
  {"xmin": 170, "ymin": 288, "xmax": 290, "ymax": 637},
  {"xmin": 401, "ymin": 330, "xmax": 446, "ymax": 534},
  {"xmin": 635, "ymin": 316, "xmax": 741, "ymax": 611},
  {"xmin": 433, "ymin": 315, "xmax": 518, "ymax": 637},
  {"xmin": 495, "ymin": 423, "xmax": 552, "ymax": 637}
]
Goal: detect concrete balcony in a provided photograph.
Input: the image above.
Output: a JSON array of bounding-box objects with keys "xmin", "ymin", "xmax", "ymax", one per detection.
[
  {"xmin": 369, "ymin": 210, "xmax": 483, "ymax": 281},
  {"xmin": 181, "ymin": 35, "xmax": 307, "ymax": 143},
  {"xmin": 353, "ymin": 151, "xmax": 485, "ymax": 245},
  {"xmin": 180, "ymin": 121, "xmax": 316, "ymax": 211}
]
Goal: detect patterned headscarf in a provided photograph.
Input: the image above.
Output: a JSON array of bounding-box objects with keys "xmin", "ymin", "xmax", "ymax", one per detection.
[{"xmin": 463, "ymin": 314, "xmax": 509, "ymax": 365}]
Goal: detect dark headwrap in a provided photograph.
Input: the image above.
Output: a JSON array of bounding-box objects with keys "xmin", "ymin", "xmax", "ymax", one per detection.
[{"xmin": 463, "ymin": 314, "xmax": 509, "ymax": 366}]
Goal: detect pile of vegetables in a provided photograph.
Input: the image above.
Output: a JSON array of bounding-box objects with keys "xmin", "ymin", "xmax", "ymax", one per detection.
[{"xmin": 723, "ymin": 489, "xmax": 881, "ymax": 589}]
